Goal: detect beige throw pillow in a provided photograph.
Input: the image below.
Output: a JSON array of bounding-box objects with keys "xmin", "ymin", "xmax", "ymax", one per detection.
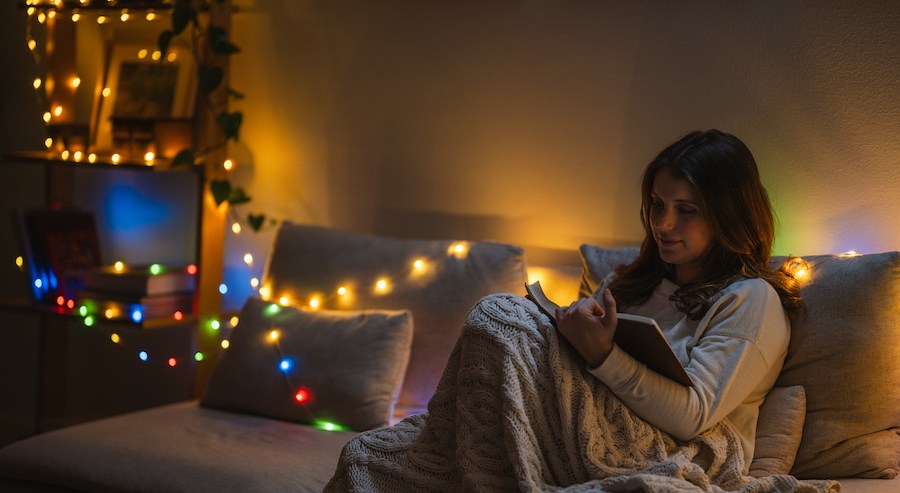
[{"xmin": 750, "ymin": 386, "xmax": 807, "ymax": 477}]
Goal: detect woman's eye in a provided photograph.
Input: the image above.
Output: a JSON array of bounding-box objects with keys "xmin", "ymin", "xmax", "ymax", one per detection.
[{"xmin": 678, "ymin": 206, "xmax": 698, "ymax": 215}]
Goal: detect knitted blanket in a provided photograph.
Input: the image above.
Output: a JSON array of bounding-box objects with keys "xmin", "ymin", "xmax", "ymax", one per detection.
[{"xmin": 325, "ymin": 294, "xmax": 839, "ymax": 492}]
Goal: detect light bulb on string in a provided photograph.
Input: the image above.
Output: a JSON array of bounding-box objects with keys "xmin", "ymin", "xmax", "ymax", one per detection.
[
  {"xmin": 308, "ymin": 295, "xmax": 321, "ymax": 310},
  {"xmin": 267, "ymin": 329, "xmax": 281, "ymax": 343}
]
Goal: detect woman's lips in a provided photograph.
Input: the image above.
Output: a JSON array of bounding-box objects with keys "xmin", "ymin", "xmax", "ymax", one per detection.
[{"xmin": 658, "ymin": 238, "xmax": 680, "ymax": 248}]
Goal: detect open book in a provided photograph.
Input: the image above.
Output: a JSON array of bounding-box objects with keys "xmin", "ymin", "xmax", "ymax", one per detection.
[{"xmin": 525, "ymin": 281, "xmax": 693, "ymax": 387}]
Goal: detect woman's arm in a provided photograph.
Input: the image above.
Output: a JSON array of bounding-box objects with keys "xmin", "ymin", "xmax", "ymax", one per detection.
[{"xmin": 579, "ymin": 279, "xmax": 789, "ymax": 440}]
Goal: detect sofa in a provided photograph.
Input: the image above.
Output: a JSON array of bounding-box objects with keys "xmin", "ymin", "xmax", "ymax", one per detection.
[{"xmin": 0, "ymin": 223, "xmax": 896, "ymax": 492}]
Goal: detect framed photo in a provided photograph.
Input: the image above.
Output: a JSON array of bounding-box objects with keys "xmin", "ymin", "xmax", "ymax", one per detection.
[{"xmin": 93, "ymin": 42, "xmax": 196, "ymax": 152}]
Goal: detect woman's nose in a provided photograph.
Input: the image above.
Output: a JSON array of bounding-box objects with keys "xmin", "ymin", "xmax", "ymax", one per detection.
[{"xmin": 653, "ymin": 209, "xmax": 675, "ymax": 231}]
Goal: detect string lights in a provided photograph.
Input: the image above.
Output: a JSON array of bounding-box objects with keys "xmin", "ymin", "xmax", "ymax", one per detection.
[
  {"xmin": 260, "ymin": 302, "xmax": 347, "ymax": 432},
  {"xmin": 23, "ymin": 0, "xmax": 173, "ymax": 166}
]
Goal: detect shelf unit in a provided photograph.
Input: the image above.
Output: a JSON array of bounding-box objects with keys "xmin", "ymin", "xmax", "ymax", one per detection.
[{"xmin": 1, "ymin": 1, "xmax": 235, "ymax": 442}]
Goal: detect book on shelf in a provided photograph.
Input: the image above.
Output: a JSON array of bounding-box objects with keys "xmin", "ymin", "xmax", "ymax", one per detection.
[
  {"xmin": 77, "ymin": 290, "xmax": 195, "ymax": 324},
  {"xmin": 525, "ymin": 281, "xmax": 693, "ymax": 387},
  {"xmin": 74, "ymin": 264, "xmax": 196, "ymax": 297},
  {"xmin": 12, "ymin": 208, "xmax": 102, "ymax": 303}
]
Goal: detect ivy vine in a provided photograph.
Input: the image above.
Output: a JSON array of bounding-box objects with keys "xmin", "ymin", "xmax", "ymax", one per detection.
[{"xmin": 158, "ymin": 0, "xmax": 272, "ymax": 232}]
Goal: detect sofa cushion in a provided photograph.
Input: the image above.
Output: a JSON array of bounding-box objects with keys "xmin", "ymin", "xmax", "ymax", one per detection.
[
  {"xmin": 202, "ymin": 297, "xmax": 413, "ymax": 432},
  {"xmin": 749, "ymin": 385, "xmax": 806, "ymax": 477},
  {"xmin": 771, "ymin": 252, "xmax": 900, "ymax": 479},
  {"xmin": 580, "ymin": 245, "xmax": 900, "ymax": 479},
  {"xmin": 0, "ymin": 401, "xmax": 355, "ymax": 493},
  {"xmin": 262, "ymin": 223, "xmax": 528, "ymax": 414},
  {"xmin": 578, "ymin": 244, "xmax": 640, "ymax": 298}
]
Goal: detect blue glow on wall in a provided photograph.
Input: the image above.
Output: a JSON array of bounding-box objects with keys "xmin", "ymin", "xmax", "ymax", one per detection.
[{"xmin": 104, "ymin": 184, "xmax": 168, "ymax": 232}]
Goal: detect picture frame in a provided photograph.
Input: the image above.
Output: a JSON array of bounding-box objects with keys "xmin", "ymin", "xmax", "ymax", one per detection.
[{"xmin": 93, "ymin": 42, "xmax": 196, "ymax": 153}]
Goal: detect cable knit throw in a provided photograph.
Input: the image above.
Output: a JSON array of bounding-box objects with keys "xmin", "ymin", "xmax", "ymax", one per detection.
[{"xmin": 325, "ymin": 294, "xmax": 839, "ymax": 492}]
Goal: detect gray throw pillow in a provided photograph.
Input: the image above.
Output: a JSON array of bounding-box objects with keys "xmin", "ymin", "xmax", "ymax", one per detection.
[
  {"xmin": 771, "ymin": 252, "xmax": 900, "ymax": 479},
  {"xmin": 201, "ymin": 297, "xmax": 413, "ymax": 432},
  {"xmin": 261, "ymin": 223, "xmax": 527, "ymax": 415},
  {"xmin": 578, "ymin": 244, "xmax": 639, "ymax": 298}
]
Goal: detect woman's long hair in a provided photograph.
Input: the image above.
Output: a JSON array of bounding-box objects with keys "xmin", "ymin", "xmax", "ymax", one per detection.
[{"xmin": 609, "ymin": 130, "xmax": 804, "ymax": 320}]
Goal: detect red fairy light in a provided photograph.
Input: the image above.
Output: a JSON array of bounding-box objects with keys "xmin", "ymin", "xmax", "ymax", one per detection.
[{"xmin": 294, "ymin": 387, "xmax": 312, "ymax": 404}]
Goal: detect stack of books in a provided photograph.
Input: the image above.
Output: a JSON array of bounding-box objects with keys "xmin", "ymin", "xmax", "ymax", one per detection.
[{"xmin": 74, "ymin": 264, "xmax": 196, "ymax": 324}]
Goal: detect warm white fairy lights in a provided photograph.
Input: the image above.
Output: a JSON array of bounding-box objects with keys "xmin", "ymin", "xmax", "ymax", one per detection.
[{"xmin": 25, "ymin": 2, "xmax": 169, "ymax": 165}]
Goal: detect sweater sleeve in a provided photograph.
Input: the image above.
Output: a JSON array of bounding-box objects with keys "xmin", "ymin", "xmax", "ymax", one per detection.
[{"xmin": 588, "ymin": 278, "xmax": 789, "ymax": 441}]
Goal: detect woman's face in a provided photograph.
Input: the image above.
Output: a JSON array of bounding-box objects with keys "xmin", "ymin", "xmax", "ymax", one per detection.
[{"xmin": 649, "ymin": 167, "xmax": 714, "ymax": 285}]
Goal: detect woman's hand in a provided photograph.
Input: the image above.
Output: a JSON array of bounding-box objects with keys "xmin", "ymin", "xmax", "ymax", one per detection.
[{"xmin": 555, "ymin": 289, "xmax": 618, "ymax": 368}]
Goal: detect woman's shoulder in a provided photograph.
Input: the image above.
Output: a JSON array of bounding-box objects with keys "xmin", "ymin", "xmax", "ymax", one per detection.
[{"xmin": 718, "ymin": 277, "xmax": 781, "ymax": 306}]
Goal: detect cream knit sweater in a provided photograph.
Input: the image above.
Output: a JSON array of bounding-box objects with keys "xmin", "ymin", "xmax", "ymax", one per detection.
[{"xmin": 589, "ymin": 277, "xmax": 790, "ymax": 469}]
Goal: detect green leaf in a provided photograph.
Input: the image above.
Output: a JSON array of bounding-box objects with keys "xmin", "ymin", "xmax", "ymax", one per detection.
[
  {"xmin": 227, "ymin": 87, "xmax": 245, "ymax": 101},
  {"xmin": 210, "ymin": 179, "xmax": 232, "ymax": 206},
  {"xmin": 158, "ymin": 30, "xmax": 173, "ymax": 59},
  {"xmin": 171, "ymin": 148, "xmax": 196, "ymax": 167},
  {"xmin": 172, "ymin": 0, "xmax": 193, "ymax": 35},
  {"xmin": 247, "ymin": 213, "xmax": 266, "ymax": 232},
  {"xmin": 198, "ymin": 64, "xmax": 224, "ymax": 94},
  {"xmin": 217, "ymin": 111, "xmax": 243, "ymax": 142},
  {"xmin": 208, "ymin": 26, "xmax": 241, "ymax": 55},
  {"xmin": 227, "ymin": 186, "xmax": 251, "ymax": 205}
]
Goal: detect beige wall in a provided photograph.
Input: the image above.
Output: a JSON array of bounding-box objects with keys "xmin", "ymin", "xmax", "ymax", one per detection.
[
  {"xmin": 1, "ymin": 2, "xmax": 897, "ymax": 304},
  {"xmin": 226, "ymin": 0, "xmax": 899, "ymax": 274}
]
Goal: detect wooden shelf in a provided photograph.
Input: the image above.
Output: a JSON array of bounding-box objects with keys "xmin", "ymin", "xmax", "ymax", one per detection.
[{"xmin": 4, "ymin": 150, "xmax": 203, "ymax": 173}]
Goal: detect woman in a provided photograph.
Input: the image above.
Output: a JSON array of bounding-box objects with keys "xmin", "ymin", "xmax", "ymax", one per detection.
[
  {"xmin": 556, "ymin": 129, "xmax": 803, "ymax": 470},
  {"xmin": 327, "ymin": 130, "xmax": 825, "ymax": 493}
]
